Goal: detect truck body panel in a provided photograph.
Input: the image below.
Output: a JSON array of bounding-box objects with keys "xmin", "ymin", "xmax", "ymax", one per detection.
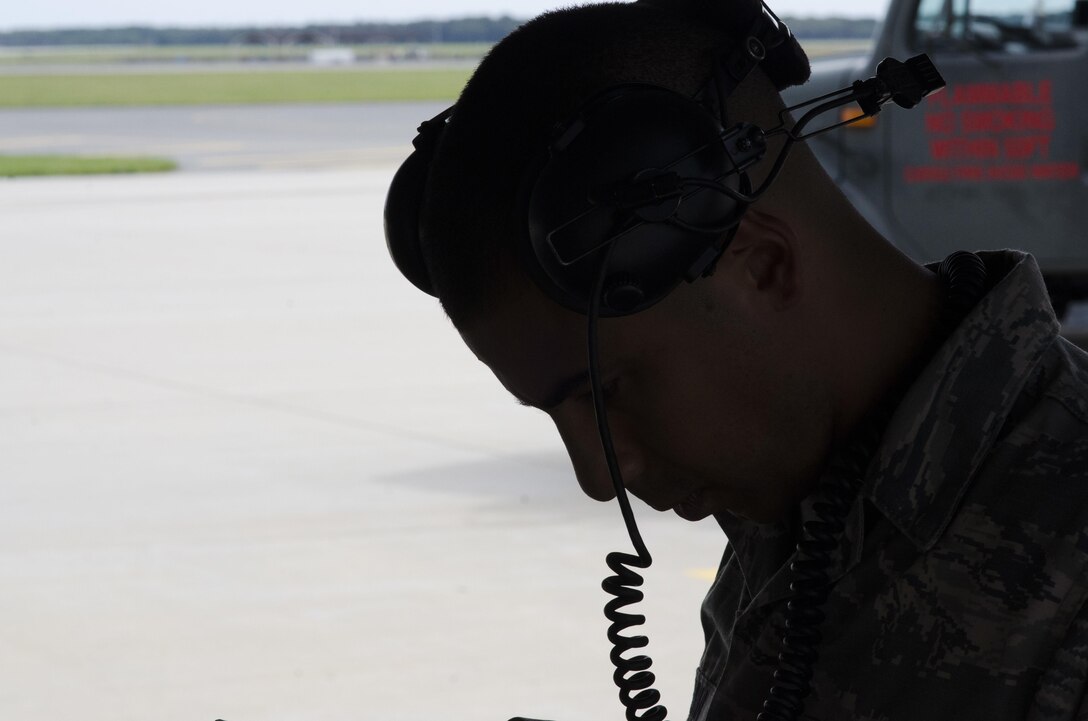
[{"xmin": 782, "ymin": 0, "xmax": 1088, "ymax": 306}]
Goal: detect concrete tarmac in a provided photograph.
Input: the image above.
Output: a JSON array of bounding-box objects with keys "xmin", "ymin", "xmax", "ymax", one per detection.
[
  {"xmin": 3, "ymin": 105, "xmax": 1086, "ymax": 721},
  {"xmin": 1, "ymin": 168, "xmax": 725, "ymax": 721},
  {"xmin": 0, "ymin": 102, "xmax": 448, "ymax": 171}
]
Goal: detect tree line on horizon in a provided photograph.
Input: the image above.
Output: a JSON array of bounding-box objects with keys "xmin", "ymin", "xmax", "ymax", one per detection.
[{"xmin": 0, "ymin": 16, "xmax": 878, "ymax": 47}]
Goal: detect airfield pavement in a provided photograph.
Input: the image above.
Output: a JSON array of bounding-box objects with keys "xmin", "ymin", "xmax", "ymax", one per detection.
[
  {"xmin": 3, "ymin": 102, "xmax": 1087, "ymax": 721},
  {"xmin": 0, "ymin": 102, "xmax": 450, "ymax": 171},
  {"xmin": 0, "ymin": 162, "xmax": 725, "ymax": 721}
]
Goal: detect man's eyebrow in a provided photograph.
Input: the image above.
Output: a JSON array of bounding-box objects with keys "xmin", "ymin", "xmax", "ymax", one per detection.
[{"xmin": 514, "ymin": 370, "xmax": 591, "ymax": 410}]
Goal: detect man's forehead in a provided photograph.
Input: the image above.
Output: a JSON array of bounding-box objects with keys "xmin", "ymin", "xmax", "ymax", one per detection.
[{"xmin": 457, "ymin": 291, "xmax": 587, "ymax": 408}]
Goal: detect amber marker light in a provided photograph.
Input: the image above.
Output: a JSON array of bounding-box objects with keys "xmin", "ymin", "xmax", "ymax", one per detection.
[{"xmin": 841, "ymin": 104, "xmax": 878, "ymax": 128}]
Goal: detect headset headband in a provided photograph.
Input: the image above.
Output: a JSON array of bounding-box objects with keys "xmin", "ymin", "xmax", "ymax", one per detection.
[{"xmin": 384, "ymin": 0, "xmax": 811, "ymax": 312}]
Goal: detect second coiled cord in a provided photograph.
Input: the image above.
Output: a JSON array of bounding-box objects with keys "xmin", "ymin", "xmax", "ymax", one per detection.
[
  {"xmin": 756, "ymin": 250, "xmax": 988, "ymax": 721},
  {"xmin": 756, "ymin": 406, "xmax": 891, "ymax": 721}
]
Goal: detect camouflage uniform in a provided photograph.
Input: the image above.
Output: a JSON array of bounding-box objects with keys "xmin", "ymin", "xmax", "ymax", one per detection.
[{"xmin": 689, "ymin": 250, "xmax": 1088, "ymax": 721}]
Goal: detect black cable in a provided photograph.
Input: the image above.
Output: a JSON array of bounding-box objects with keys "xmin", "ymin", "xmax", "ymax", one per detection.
[
  {"xmin": 755, "ymin": 401, "xmax": 892, "ymax": 721},
  {"xmin": 588, "ymin": 247, "xmax": 648, "ymax": 557},
  {"xmin": 755, "ymin": 251, "xmax": 988, "ymax": 721},
  {"xmin": 590, "ymin": 246, "xmax": 668, "ymax": 721},
  {"xmin": 589, "ymin": 249, "xmax": 986, "ymax": 721}
]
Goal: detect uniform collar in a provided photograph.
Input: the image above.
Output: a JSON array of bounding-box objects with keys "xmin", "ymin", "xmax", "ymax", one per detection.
[
  {"xmin": 715, "ymin": 251, "xmax": 1060, "ymax": 599},
  {"xmin": 863, "ymin": 251, "xmax": 1061, "ymax": 550},
  {"xmin": 714, "ymin": 489, "xmax": 867, "ymax": 605}
]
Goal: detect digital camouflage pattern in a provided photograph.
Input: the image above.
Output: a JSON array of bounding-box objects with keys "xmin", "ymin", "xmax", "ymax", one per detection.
[{"xmin": 689, "ymin": 251, "xmax": 1088, "ymax": 721}]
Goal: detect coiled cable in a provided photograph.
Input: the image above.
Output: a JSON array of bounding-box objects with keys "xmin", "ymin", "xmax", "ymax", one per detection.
[
  {"xmin": 756, "ymin": 405, "xmax": 891, "ymax": 721},
  {"xmin": 588, "ymin": 245, "xmax": 669, "ymax": 721},
  {"xmin": 756, "ymin": 250, "xmax": 988, "ymax": 721},
  {"xmin": 602, "ymin": 549, "xmax": 665, "ymax": 721},
  {"xmin": 588, "ymin": 249, "xmax": 986, "ymax": 721}
]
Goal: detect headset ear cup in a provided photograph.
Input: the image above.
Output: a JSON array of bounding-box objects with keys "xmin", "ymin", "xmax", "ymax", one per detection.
[
  {"xmin": 524, "ymin": 85, "xmax": 747, "ymax": 316},
  {"xmin": 384, "ymin": 147, "xmax": 438, "ymax": 297}
]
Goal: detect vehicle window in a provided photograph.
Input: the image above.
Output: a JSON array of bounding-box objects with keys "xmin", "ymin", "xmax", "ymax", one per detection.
[{"xmin": 913, "ymin": 0, "xmax": 1081, "ymax": 51}]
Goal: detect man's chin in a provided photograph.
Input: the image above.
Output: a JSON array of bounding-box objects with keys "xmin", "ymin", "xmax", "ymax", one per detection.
[{"xmin": 673, "ymin": 488, "xmax": 713, "ymax": 521}]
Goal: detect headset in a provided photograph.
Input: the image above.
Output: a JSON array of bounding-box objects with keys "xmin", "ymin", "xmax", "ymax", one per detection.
[
  {"xmin": 385, "ymin": 0, "xmax": 943, "ymax": 317},
  {"xmin": 384, "ymin": 2, "xmax": 946, "ymax": 720}
]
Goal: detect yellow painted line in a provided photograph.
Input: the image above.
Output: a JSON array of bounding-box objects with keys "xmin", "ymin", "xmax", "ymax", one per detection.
[
  {"xmin": 198, "ymin": 146, "xmax": 411, "ymax": 169},
  {"xmin": 0, "ymin": 134, "xmax": 91, "ymax": 150},
  {"xmin": 686, "ymin": 568, "xmax": 718, "ymax": 582},
  {"xmin": 1, "ymin": 138, "xmax": 245, "ymax": 154},
  {"xmin": 91, "ymin": 140, "xmax": 245, "ymax": 153}
]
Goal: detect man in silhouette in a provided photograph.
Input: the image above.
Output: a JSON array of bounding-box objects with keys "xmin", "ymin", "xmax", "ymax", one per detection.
[{"xmin": 391, "ymin": 2, "xmax": 1088, "ymax": 718}]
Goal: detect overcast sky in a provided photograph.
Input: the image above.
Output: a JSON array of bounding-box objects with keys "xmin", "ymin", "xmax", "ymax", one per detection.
[{"xmin": 3, "ymin": 0, "xmax": 889, "ymax": 31}]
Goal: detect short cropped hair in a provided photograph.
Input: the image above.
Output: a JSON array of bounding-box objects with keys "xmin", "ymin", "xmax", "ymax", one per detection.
[{"xmin": 419, "ymin": 2, "xmax": 759, "ymax": 325}]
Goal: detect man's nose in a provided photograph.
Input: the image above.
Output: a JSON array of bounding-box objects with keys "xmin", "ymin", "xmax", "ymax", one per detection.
[{"xmin": 551, "ymin": 405, "xmax": 643, "ymax": 503}]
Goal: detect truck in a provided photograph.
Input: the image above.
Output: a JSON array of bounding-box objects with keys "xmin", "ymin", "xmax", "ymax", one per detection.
[{"xmin": 781, "ymin": 0, "xmax": 1088, "ymax": 316}]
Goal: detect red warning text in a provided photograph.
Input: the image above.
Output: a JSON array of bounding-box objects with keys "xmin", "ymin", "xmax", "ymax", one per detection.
[{"xmin": 904, "ymin": 79, "xmax": 1079, "ymax": 184}]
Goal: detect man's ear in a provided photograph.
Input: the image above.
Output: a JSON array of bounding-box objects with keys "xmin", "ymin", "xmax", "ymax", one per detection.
[{"xmin": 725, "ymin": 209, "xmax": 799, "ymax": 310}]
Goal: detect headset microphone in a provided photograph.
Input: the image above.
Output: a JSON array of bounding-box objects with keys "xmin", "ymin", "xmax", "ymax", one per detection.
[{"xmin": 872, "ymin": 54, "xmax": 945, "ymax": 110}]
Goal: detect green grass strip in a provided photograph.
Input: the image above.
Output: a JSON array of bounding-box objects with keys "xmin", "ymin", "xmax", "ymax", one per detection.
[
  {"xmin": 0, "ymin": 69, "xmax": 472, "ymax": 107},
  {"xmin": 0, "ymin": 40, "xmax": 871, "ymax": 108},
  {"xmin": 0, "ymin": 43, "xmax": 493, "ymax": 65},
  {"xmin": 0, "ymin": 154, "xmax": 178, "ymax": 177}
]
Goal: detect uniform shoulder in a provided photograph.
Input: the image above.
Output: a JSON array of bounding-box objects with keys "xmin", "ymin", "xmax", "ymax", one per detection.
[{"xmin": 1044, "ymin": 338, "xmax": 1088, "ymax": 427}]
